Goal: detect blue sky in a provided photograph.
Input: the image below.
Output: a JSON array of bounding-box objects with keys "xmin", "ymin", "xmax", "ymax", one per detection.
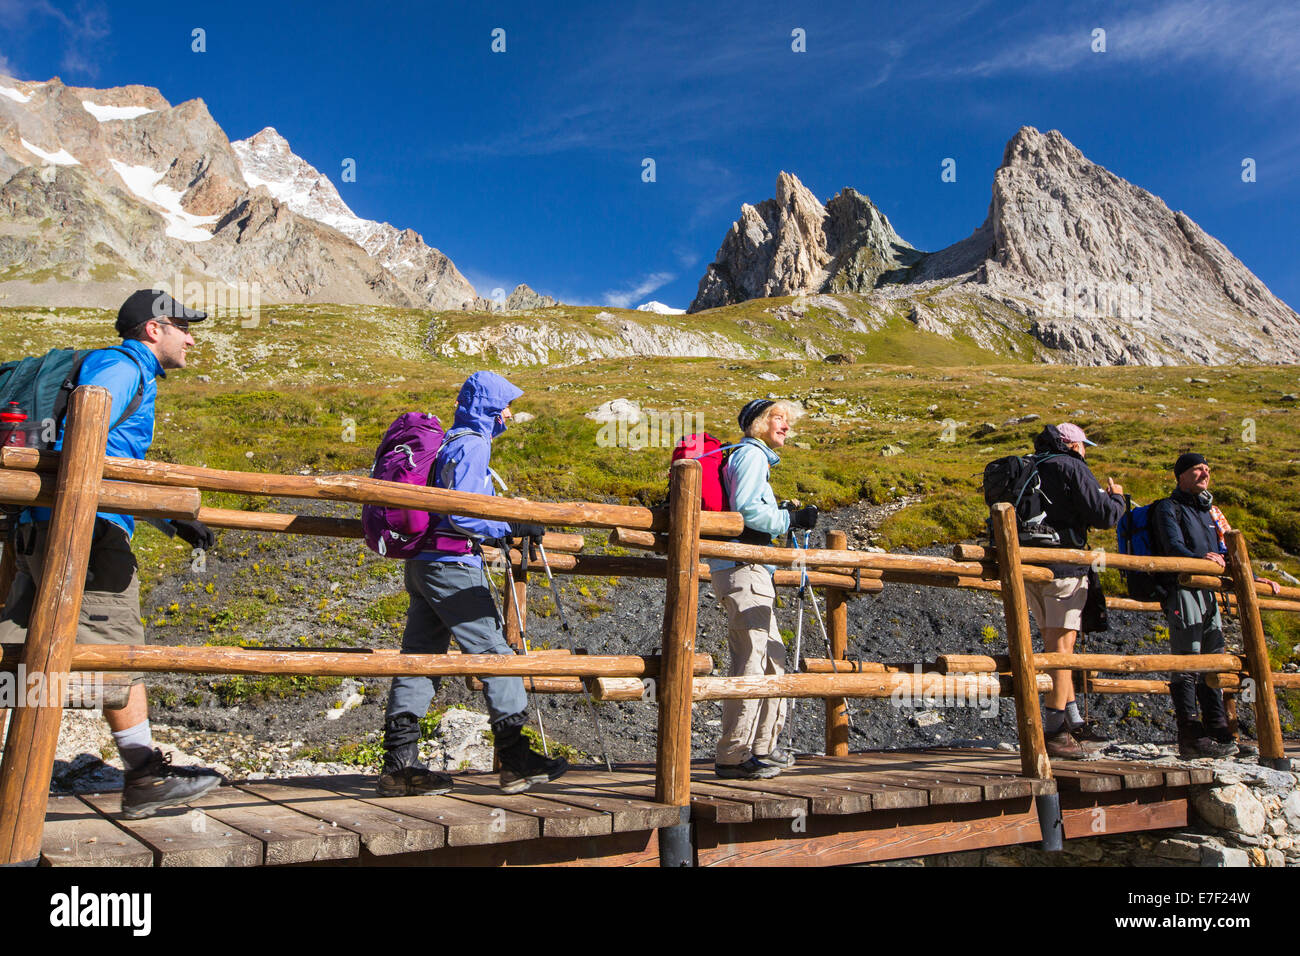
[{"xmin": 3, "ymin": 0, "xmax": 1297, "ymax": 311}]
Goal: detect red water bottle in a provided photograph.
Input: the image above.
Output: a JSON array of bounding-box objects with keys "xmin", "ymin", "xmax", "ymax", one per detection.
[{"xmin": 0, "ymin": 402, "xmax": 29, "ymax": 447}]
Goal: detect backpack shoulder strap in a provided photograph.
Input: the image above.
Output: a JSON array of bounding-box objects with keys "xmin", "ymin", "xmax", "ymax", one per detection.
[{"xmin": 105, "ymin": 347, "xmax": 148, "ymax": 430}]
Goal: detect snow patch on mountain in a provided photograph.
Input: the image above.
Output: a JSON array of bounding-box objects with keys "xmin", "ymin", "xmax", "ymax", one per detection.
[
  {"xmin": 231, "ymin": 127, "xmax": 379, "ymax": 246},
  {"xmin": 81, "ymin": 100, "xmax": 155, "ymax": 121},
  {"xmin": 109, "ymin": 159, "xmax": 220, "ymax": 242},
  {"xmin": 19, "ymin": 139, "xmax": 80, "ymax": 166},
  {"xmin": 635, "ymin": 301, "xmax": 685, "ymax": 315},
  {"xmin": 0, "ymin": 85, "xmax": 31, "ymax": 104}
]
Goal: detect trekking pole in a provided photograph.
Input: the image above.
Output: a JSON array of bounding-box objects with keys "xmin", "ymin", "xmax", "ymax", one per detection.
[
  {"xmin": 538, "ymin": 542, "xmax": 614, "ymax": 771},
  {"xmin": 496, "ymin": 541, "xmax": 549, "ymax": 756}
]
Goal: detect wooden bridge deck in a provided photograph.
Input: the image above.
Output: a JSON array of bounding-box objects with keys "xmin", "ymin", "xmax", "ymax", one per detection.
[{"xmin": 40, "ymin": 745, "xmax": 1282, "ymax": 867}]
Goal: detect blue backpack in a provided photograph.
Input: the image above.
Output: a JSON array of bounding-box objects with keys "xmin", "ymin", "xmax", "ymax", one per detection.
[
  {"xmin": 0, "ymin": 347, "xmax": 146, "ymax": 449},
  {"xmin": 1116, "ymin": 496, "xmax": 1168, "ymax": 602}
]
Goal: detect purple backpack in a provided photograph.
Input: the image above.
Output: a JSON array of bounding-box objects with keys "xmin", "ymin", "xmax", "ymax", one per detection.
[{"xmin": 361, "ymin": 412, "xmax": 446, "ymax": 557}]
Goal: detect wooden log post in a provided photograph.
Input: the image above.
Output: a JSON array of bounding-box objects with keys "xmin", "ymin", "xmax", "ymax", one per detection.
[
  {"xmin": 989, "ymin": 502, "xmax": 1060, "ymax": 851},
  {"xmin": 0, "ymin": 386, "xmax": 112, "ymax": 866},
  {"xmin": 655, "ymin": 459, "xmax": 701, "ymax": 866},
  {"xmin": 1225, "ymin": 531, "xmax": 1288, "ymax": 769},
  {"xmin": 824, "ymin": 529, "xmax": 850, "ymax": 757}
]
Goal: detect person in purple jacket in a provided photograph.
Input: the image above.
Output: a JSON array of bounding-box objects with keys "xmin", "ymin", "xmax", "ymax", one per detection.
[{"xmin": 377, "ymin": 371, "xmax": 567, "ymax": 796}]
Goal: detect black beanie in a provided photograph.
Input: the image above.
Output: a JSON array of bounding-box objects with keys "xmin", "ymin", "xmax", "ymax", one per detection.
[
  {"xmin": 738, "ymin": 399, "xmax": 774, "ymax": 433},
  {"xmin": 1173, "ymin": 452, "xmax": 1207, "ymax": 477}
]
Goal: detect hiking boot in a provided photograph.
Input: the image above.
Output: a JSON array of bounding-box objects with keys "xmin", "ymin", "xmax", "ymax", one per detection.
[
  {"xmin": 715, "ymin": 757, "xmax": 782, "ymax": 780},
  {"xmin": 1068, "ymin": 721, "xmax": 1112, "ymax": 751},
  {"xmin": 1208, "ymin": 727, "xmax": 1255, "ymax": 757},
  {"xmin": 376, "ymin": 744, "xmax": 452, "ymax": 797},
  {"xmin": 753, "ymin": 748, "xmax": 796, "ymax": 769},
  {"xmin": 497, "ymin": 745, "xmax": 568, "ymax": 794},
  {"xmin": 121, "ymin": 749, "xmax": 222, "ymax": 820},
  {"xmin": 1045, "ymin": 729, "xmax": 1086, "ymax": 759},
  {"xmin": 1178, "ymin": 733, "xmax": 1238, "ymax": 760},
  {"xmin": 491, "ymin": 711, "xmax": 569, "ymax": 793}
]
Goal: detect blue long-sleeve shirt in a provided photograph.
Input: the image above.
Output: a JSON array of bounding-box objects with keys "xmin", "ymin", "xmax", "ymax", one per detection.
[
  {"xmin": 707, "ymin": 437, "xmax": 791, "ymax": 576},
  {"xmin": 25, "ymin": 340, "xmax": 158, "ymax": 539},
  {"xmin": 419, "ymin": 371, "xmax": 522, "ymax": 566}
]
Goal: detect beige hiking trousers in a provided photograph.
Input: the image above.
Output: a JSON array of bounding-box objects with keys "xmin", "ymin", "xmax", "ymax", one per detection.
[{"xmin": 713, "ymin": 563, "xmax": 788, "ymax": 764}]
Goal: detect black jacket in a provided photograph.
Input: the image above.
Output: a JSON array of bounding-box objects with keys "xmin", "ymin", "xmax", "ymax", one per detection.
[
  {"xmin": 1032, "ymin": 425, "xmax": 1125, "ymax": 550},
  {"xmin": 1151, "ymin": 488, "xmax": 1222, "ymax": 590}
]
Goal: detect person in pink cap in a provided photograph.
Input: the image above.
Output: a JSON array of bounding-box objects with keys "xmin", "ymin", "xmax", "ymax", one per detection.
[{"xmin": 1023, "ymin": 422, "xmax": 1126, "ymax": 758}]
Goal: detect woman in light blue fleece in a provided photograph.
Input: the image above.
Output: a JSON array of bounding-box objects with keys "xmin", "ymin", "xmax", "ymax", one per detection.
[{"xmin": 712, "ymin": 399, "xmax": 819, "ymax": 779}]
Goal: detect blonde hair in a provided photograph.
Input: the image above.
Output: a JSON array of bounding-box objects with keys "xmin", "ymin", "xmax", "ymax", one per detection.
[{"xmin": 744, "ymin": 400, "xmax": 803, "ymax": 439}]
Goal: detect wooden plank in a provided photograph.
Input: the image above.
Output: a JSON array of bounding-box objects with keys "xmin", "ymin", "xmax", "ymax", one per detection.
[
  {"xmin": 1072, "ymin": 758, "xmax": 1186, "ymax": 789},
  {"xmin": 441, "ymin": 784, "xmax": 614, "ymax": 839},
  {"xmin": 802, "ymin": 753, "xmax": 1038, "ymax": 801},
  {"xmin": 189, "ymin": 786, "xmax": 358, "ymax": 865},
  {"xmin": 924, "ymin": 749, "xmax": 1119, "ymax": 793},
  {"xmin": 695, "ymin": 791, "xmax": 1190, "ymax": 866},
  {"xmin": 41, "ymin": 795, "xmax": 153, "ymax": 867},
  {"xmin": 692, "ymin": 760, "xmax": 929, "ymax": 813},
  {"xmin": 781, "ymin": 760, "xmax": 982, "ymax": 805},
  {"xmin": 525, "ymin": 773, "xmax": 684, "ymax": 832},
  {"xmin": 80, "ymin": 791, "xmax": 262, "ymax": 867},
  {"xmin": 310, "ymin": 773, "xmax": 539, "ymax": 847},
  {"xmin": 235, "ymin": 780, "xmax": 444, "ymax": 857},
  {"xmin": 571, "ymin": 769, "xmax": 756, "ymax": 823},
  {"xmin": 700, "ymin": 771, "xmax": 872, "ymax": 815}
]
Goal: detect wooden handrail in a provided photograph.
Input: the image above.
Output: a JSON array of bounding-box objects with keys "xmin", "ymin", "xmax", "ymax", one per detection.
[{"xmin": 0, "ymin": 446, "xmax": 743, "ymax": 537}]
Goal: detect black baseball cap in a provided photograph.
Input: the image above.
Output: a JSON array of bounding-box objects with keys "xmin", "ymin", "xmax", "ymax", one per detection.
[{"xmin": 115, "ymin": 289, "xmax": 207, "ymax": 336}]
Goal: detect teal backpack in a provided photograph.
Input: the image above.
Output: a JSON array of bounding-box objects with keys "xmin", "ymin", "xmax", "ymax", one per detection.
[{"xmin": 0, "ymin": 347, "xmax": 146, "ymax": 449}]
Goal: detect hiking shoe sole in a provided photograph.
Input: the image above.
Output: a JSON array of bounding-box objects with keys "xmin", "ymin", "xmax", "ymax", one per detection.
[
  {"xmin": 500, "ymin": 757, "xmax": 569, "ymax": 794},
  {"xmin": 716, "ymin": 760, "xmax": 782, "ymax": 780},
  {"xmin": 121, "ymin": 773, "xmax": 221, "ymax": 820}
]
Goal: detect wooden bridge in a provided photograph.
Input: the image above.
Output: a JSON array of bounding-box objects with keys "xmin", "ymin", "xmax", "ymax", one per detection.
[{"xmin": 2, "ymin": 386, "xmax": 1297, "ymax": 866}]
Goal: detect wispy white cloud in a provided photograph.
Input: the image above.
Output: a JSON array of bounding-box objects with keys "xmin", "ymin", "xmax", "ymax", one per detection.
[
  {"xmin": 0, "ymin": 0, "xmax": 109, "ymax": 81},
  {"xmin": 927, "ymin": 0, "xmax": 1300, "ymax": 88},
  {"xmin": 603, "ymin": 271, "xmax": 676, "ymax": 309}
]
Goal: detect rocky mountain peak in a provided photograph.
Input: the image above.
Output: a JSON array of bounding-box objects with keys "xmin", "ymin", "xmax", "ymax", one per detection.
[
  {"xmin": 689, "ymin": 172, "xmax": 920, "ymax": 312},
  {"xmin": 689, "ymin": 126, "xmax": 1300, "ymax": 365}
]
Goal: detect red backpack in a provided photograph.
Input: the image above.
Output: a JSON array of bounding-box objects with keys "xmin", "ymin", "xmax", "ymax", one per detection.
[{"xmin": 671, "ymin": 433, "xmax": 741, "ymax": 511}]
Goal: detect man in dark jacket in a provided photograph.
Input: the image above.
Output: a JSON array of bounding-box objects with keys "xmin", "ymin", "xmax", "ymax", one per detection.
[
  {"xmin": 1152, "ymin": 452, "xmax": 1277, "ymax": 759},
  {"xmin": 1025, "ymin": 423, "xmax": 1126, "ymax": 757}
]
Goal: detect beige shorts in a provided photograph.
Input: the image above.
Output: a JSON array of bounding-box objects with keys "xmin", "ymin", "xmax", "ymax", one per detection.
[
  {"xmin": 1024, "ymin": 574, "xmax": 1088, "ymax": 632},
  {"xmin": 0, "ymin": 519, "xmax": 146, "ymax": 684}
]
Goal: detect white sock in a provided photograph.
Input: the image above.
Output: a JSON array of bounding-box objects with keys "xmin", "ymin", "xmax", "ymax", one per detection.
[{"xmin": 111, "ymin": 719, "xmax": 153, "ymax": 772}]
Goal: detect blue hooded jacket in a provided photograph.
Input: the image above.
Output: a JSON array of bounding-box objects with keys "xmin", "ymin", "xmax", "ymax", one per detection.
[{"xmin": 420, "ymin": 371, "xmax": 522, "ymax": 565}]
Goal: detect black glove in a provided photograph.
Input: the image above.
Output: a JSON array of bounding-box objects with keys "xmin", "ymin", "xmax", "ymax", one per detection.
[
  {"xmin": 508, "ymin": 522, "xmax": 545, "ymax": 543},
  {"xmin": 789, "ymin": 505, "xmax": 819, "ymax": 530},
  {"xmin": 171, "ymin": 519, "xmax": 215, "ymax": 550}
]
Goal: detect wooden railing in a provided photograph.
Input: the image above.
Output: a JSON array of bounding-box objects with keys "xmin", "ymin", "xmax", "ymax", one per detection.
[{"xmin": 0, "ymin": 385, "xmax": 1294, "ymax": 865}]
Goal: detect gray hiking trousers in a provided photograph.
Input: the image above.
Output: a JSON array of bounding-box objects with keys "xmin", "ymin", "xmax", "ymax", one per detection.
[{"xmin": 385, "ymin": 559, "xmax": 527, "ymax": 725}]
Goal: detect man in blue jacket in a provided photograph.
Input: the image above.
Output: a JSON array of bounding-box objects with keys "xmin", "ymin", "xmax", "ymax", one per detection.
[
  {"xmin": 710, "ymin": 399, "xmax": 818, "ymax": 780},
  {"xmin": 378, "ymin": 371, "xmax": 567, "ymax": 796},
  {"xmin": 0, "ymin": 290, "xmax": 221, "ymax": 818}
]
